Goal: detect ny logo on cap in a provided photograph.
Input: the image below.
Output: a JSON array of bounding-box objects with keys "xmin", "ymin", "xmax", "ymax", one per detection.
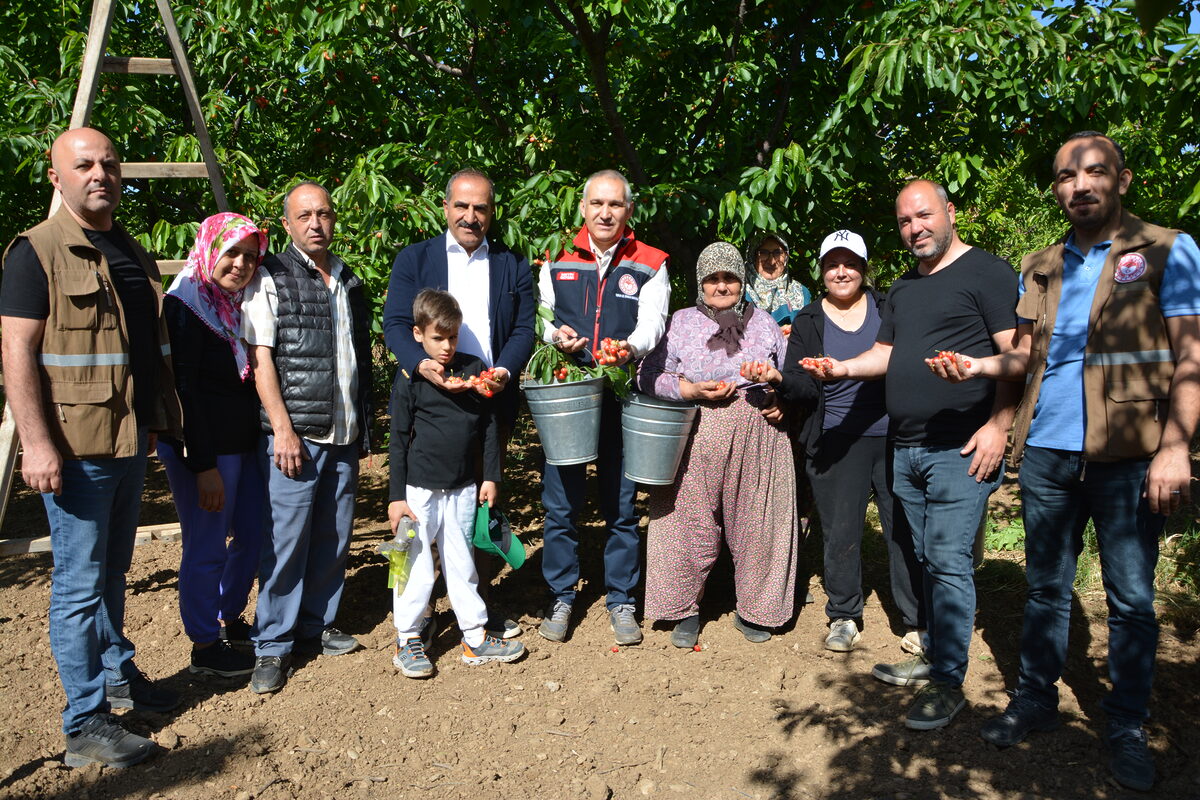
[{"xmin": 832, "ymin": 230, "xmax": 851, "ymax": 241}]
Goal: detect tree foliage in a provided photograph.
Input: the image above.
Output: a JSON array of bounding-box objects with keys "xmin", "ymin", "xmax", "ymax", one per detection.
[{"xmin": 2, "ymin": 0, "xmax": 1198, "ymax": 324}]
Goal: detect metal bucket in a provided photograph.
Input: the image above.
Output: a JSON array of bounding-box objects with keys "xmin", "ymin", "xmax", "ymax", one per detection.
[
  {"xmin": 522, "ymin": 376, "xmax": 604, "ymax": 466},
  {"xmin": 621, "ymin": 393, "xmax": 698, "ymax": 485}
]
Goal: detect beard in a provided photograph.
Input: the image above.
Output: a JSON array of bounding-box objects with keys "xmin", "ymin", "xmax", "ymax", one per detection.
[{"xmin": 906, "ymin": 225, "xmax": 952, "ymax": 261}]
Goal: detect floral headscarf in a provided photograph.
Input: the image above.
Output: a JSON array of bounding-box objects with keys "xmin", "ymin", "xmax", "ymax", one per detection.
[
  {"xmin": 745, "ymin": 231, "xmax": 810, "ymax": 324},
  {"xmin": 166, "ymin": 212, "xmax": 267, "ymax": 381},
  {"xmin": 694, "ymin": 241, "xmax": 752, "ymax": 355}
]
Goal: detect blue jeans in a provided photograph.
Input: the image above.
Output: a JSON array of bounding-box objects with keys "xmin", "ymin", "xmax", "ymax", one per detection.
[
  {"xmin": 159, "ymin": 441, "xmax": 265, "ymax": 644},
  {"xmin": 43, "ymin": 430, "xmax": 148, "ymax": 734},
  {"xmin": 892, "ymin": 445, "xmax": 1001, "ymax": 686},
  {"xmin": 254, "ymin": 435, "xmax": 359, "ymax": 657},
  {"xmin": 1015, "ymin": 446, "xmax": 1162, "ymax": 725},
  {"xmin": 541, "ymin": 391, "xmax": 640, "ymax": 609}
]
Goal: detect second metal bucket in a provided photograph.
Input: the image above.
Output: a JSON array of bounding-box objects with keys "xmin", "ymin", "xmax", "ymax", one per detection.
[
  {"xmin": 522, "ymin": 376, "xmax": 604, "ymax": 466},
  {"xmin": 621, "ymin": 393, "xmax": 698, "ymax": 485}
]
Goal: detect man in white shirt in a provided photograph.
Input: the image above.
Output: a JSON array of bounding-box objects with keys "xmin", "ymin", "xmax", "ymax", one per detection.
[{"xmin": 242, "ymin": 181, "xmax": 374, "ymax": 694}]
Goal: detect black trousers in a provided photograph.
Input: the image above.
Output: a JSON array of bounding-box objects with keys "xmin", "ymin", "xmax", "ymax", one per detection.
[{"xmin": 806, "ymin": 430, "xmax": 924, "ymax": 628}]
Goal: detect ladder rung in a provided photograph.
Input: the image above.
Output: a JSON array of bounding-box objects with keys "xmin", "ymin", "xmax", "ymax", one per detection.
[
  {"xmin": 157, "ymin": 259, "xmax": 185, "ymax": 275},
  {"xmin": 122, "ymin": 162, "xmax": 210, "ymax": 179},
  {"xmin": 102, "ymin": 56, "xmax": 176, "ymax": 75}
]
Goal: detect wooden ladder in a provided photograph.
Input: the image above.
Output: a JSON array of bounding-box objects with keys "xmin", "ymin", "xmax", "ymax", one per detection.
[{"xmin": 0, "ymin": 0, "xmax": 227, "ymax": 550}]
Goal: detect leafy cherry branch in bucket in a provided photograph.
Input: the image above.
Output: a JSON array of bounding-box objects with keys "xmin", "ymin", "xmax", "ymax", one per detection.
[{"xmin": 526, "ymin": 307, "xmax": 633, "ymax": 398}]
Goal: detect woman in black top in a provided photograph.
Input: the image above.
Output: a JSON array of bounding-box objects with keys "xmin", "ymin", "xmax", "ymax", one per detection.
[
  {"xmin": 778, "ymin": 230, "xmax": 925, "ymax": 655},
  {"xmin": 158, "ymin": 213, "xmax": 267, "ymax": 678}
]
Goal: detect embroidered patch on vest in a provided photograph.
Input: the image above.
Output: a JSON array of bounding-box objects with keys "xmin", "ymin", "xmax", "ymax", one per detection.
[
  {"xmin": 558, "ymin": 271, "xmax": 579, "ymax": 281},
  {"xmin": 1114, "ymin": 253, "xmax": 1147, "ymax": 283},
  {"xmin": 618, "ymin": 274, "xmax": 639, "ymax": 296}
]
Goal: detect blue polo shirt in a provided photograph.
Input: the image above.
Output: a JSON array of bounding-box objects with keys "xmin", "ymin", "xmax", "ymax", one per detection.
[{"xmin": 1021, "ymin": 232, "xmax": 1200, "ymax": 451}]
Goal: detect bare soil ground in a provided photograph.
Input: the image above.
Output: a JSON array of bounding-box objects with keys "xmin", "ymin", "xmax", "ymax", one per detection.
[{"xmin": 1, "ymin": 431, "xmax": 1198, "ymax": 800}]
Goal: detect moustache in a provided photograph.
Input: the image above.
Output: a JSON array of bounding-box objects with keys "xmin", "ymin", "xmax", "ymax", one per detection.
[{"xmin": 456, "ymin": 221, "xmax": 482, "ymax": 231}]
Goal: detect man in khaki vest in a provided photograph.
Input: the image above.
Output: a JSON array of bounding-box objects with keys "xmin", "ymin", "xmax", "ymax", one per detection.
[
  {"xmin": 1, "ymin": 128, "xmax": 183, "ymax": 769},
  {"xmin": 932, "ymin": 132, "xmax": 1200, "ymax": 792}
]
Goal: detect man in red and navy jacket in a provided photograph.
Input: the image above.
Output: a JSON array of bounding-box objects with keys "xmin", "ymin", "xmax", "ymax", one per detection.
[{"xmin": 536, "ymin": 169, "xmax": 670, "ymax": 646}]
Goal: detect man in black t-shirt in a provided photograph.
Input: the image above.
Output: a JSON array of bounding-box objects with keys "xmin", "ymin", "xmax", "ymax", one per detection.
[
  {"xmin": 0, "ymin": 128, "xmax": 181, "ymax": 769},
  {"xmin": 801, "ymin": 180, "xmax": 1020, "ymax": 732}
]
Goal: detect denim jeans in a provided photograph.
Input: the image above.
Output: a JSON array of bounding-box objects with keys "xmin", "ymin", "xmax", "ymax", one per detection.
[
  {"xmin": 892, "ymin": 444, "xmax": 1001, "ymax": 686},
  {"xmin": 159, "ymin": 441, "xmax": 265, "ymax": 644},
  {"xmin": 1015, "ymin": 446, "xmax": 1162, "ymax": 725},
  {"xmin": 541, "ymin": 390, "xmax": 640, "ymax": 609},
  {"xmin": 42, "ymin": 430, "xmax": 148, "ymax": 734},
  {"xmin": 253, "ymin": 435, "xmax": 359, "ymax": 657}
]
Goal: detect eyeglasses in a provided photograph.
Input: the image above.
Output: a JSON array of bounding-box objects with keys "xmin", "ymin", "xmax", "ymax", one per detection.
[{"xmin": 757, "ymin": 249, "xmax": 787, "ymax": 258}]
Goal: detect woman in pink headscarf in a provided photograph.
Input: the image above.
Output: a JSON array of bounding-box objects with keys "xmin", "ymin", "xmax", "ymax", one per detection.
[{"xmin": 158, "ymin": 213, "xmax": 268, "ymax": 679}]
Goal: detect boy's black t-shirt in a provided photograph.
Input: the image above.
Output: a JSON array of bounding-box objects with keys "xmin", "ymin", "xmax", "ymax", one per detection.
[
  {"xmin": 1, "ymin": 229, "xmax": 161, "ymax": 424},
  {"xmin": 876, "ymin": 247, "xmax": 1018, "ymax": 447},
  {"xmin": 388, "ymin": 352, "xmax": 500, "ymax": 502}
]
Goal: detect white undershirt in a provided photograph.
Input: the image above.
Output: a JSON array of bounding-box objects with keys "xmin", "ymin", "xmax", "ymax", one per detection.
[{"xmin": 444, "ymin": 230, "xmax": 492, "ymax": 366}]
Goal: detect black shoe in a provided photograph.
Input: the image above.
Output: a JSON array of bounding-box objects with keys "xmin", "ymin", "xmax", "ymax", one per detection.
[
  {"xmin": 295, "ymin": 627, "xmax": 360, "ymax": 656},
  {"xmin": 219, "ymin": 618, "xmax": 253, "ymax": 647},
  {"xmin": 980, "ymin": 695, "xmax": 1060, "ymax": 747},
  {"xmin": 190, "ymin": 641, "xmax": 256, "ymax": 678},
  {"xmin": 250, "ymin": 655, "xmax": 291, "ymax": 694},
  {"xmin": 732, "ymin": 614, "xmax": 771, "ymax": 643},
  {"xmin": 1108, "ymin": 723, "xmax": 1155, "ymax": 792},
  {"xmin": 65, "ymin": 713, "xmax": 156, "ymax": 768},
  {"xmin": 106, "ymin": 670, "xmax": 180, "ymax": 713},
  {"xmin": 670, "ymin": 615, "xmax": 701, "ymax": 649}
]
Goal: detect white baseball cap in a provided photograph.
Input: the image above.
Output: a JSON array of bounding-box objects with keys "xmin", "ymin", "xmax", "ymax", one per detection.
[{"xmin": 818, "ymin": 230, "xmax": 868, "ymax": 263}]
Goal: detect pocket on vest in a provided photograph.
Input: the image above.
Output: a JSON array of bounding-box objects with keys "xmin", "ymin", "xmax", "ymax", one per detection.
[
  {"xmin": 54, "ymin": 269, "xmax": 118, "ymax": 331},
  {"xmin": 45, "ymin": 379, "xmax": 120, "ymax": 456}
]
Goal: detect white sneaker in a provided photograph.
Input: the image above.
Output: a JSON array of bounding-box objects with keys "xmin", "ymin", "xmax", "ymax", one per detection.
[{"xmin": 901, "ymin": 629, "xmax": 925, "ymax": 655}]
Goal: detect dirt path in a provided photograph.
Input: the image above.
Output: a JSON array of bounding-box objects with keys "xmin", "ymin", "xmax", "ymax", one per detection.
[{"xmin": 1, "ymin": 447, "xmax": 1197, "ymax": 800}]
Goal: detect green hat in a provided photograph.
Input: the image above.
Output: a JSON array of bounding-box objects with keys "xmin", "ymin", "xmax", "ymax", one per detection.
[{"xmin": 472, "ymin": 505, "xmax": 526, "ymax": 569}]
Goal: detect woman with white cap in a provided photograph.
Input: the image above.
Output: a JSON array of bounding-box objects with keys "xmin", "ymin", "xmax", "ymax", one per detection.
[
  {"xmin": 636, "ymin": 242, "xmax": 797, "ymax": 648},
  {"xmin": 776, "ymin": 230, "xmax": 925, "ymax": 655}
]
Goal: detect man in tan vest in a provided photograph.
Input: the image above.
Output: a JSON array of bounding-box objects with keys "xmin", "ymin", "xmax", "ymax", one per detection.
[
  {"xmin": 1, "ymin": 128, "xmax": 183, "ymax": 768},
  {"xmin": 931, "ymin": 131, "xmax": 1200, "ymax": 792}
]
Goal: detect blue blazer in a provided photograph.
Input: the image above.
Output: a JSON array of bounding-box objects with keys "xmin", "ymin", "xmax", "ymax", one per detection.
[{"xmin": 382, "ymin": 234, "xmax": 536, "ymax": 425}]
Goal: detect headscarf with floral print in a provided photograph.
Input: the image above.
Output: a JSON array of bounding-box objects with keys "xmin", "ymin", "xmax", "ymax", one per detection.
[{"xmin": 166, "ymin": 212, "xmax": 267, "ymax": 381}]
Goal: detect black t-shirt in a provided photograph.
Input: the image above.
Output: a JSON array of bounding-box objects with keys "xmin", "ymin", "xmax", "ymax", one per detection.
[
  {"xmin": 0, "ymin": 228, "xmax": 161, "ymax": 424},
  {"xmin": 876, "ymin": 247, "xmax": 1018, "ymax": 446}
]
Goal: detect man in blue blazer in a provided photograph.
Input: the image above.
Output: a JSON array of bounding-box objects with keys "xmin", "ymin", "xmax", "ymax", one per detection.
[{"xmin": 383, "ymin": 169, "xmax": 536, "ymax": 433}]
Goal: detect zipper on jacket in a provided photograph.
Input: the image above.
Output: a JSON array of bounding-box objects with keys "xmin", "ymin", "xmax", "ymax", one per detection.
[
  {"xmin": 1078, "ymin": 459, "xmax": 1087, "ymax": 482},
  {"xmin": 56, "ymin": 404, "xmax": 66, "ymax": 423},
  {"xmin": 95, "ymin": 270, "xmax": 115, "ymax": 310}
]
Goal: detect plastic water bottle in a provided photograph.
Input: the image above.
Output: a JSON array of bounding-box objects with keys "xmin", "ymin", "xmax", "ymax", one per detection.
[{"xmin": 379, "ymin": 518, "xmax": 417, "ymax": 594}]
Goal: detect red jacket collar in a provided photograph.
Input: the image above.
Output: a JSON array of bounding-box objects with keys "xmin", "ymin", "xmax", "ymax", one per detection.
[{"xmin": 571, "ymin": 225, "xmax": 635, "ymax": 258}]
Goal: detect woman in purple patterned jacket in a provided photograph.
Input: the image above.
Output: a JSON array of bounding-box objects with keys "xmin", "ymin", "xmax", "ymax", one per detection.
[{"xmin": 636, "ymin": 242, "xmax": 798, "ymax": 648}]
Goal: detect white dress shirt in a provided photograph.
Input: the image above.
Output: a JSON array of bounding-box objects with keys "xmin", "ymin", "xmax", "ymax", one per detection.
[{"xmin": 444, "ymin": 230, "xmax": 493, "ymax": 367}]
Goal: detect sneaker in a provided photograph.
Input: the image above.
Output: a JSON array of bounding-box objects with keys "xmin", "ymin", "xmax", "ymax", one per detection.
[
  {"xmin": 901, "ymin": 629, "xmax": 925, "ymax": 656},
  {"xmin": 825, "ymin": 619, "xmax": 862, "ymax": 652},
  {"xmin": 295, "ymin": 627, "xmax": 360, "ymax": 656},
  {"xmin": 218, "ymin": 617, "xmax": 253, "ymax": 647},
  {"xmin": 461, "ymin": 635, "xmax": 526, "ymax": 665},
  {"xmin": 249, "ymin": 655, "xmax": 291, "ymax": 694},
  {"xmin": 610, "ymin": 604, "xmax": 643, "ymax": 646},
  {"xmin": 539, "ymin": 601, "xmax": 573, "ymax": 642},
  {"xmin": 905, "ymin": 681, "xmax": 966, "ymax": 730},
  {"xmin": 1107, "ymin": 724, "xmax": 1155, "ymax": 792},
  {"xmin": 979, "ymin": 694, "xmax": 1060, "ymax": 747},
  {"xmin": 393, "ymin": 638, "xmax": 434, "ymax": 678},
  {"xmin": 486, "ymin": 615, "xmax": 522, "ymax": 640},
  {"xmin": 732, "ymin": 614, "xmax": 771, "ymax": 643},
  {"xmin": 65, "ymin": 713, "xmax": 156, "ymax": 768},
  {"xmin": 106, "ymin": 670, "xmax": 180, "ymax": 712},
  {"xmin": 871, "ymin": 654, "xmax": 931, "ymax": 687},
  {"xmin": 670, "ymin": 615, "xmax": 701, "ymax": 649},
  {"xmin": 189, "ymin": 641, "xmax": 256, "ymax": 678}
]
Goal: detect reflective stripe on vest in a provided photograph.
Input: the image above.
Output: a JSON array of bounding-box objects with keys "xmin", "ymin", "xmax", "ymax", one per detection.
[
  {"xmin": 38, "ymin": 352, "xmax": 130, "ymax": 367},
  {"xmin": 1083, "ymin": 349, "xmax": 1173, "ymax": 367}
]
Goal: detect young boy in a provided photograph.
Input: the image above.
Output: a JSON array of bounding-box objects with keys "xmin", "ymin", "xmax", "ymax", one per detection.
[{"xmin": 388, "ymin": 289, "xmax": 525, "ymax": 677}]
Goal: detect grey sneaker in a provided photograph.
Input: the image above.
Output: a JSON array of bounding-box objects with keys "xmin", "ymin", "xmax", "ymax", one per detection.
[
  {"xmin": 461, "ymin": 635, "xmax": 526, "ymax": 665},
  {"xmin": 250, "ymin": 655, "xmax": 291, "ymax": 694},
  {"xmin": 1108, "ymin": 723, "xmax": 1155, "ymax": 792},
  {"xmin": 901, "ymin": 629, "xmax": 925, "ymax": 655},
  {"xmin": 486, "ymin": 616, "xmax": 522, "ymax": 639},
  {"xmin": 980, "ymin": 694, "xmax": 1060, "ymax": 747},
  {"xmin": 871, "ymin": 653, "xmax": 931, "ymax": 687},
  {"xmin": 296, "ymin": 627, "xmax": 360, "ymax": 656},
  {"xmin": 539, "ymin": 601, "xmax": 572, "ymax": 642},
  {"xmin": 825, "ymin": 618, "xmax": 862, "ymax": 652},
  {"xmin": 610, "ymin": 604, "xmax": 642, "ymax": 646},
  {"xmin": 65, "ymin": 714, "xmax": 156, "ymax": 768},
  {"xmin": 905, "ymin": 681, "xmax": 966, "ymax": 730},
  {"xmin": 393, "ymin": 638, "xmax": 434, "ymax": 678}
]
